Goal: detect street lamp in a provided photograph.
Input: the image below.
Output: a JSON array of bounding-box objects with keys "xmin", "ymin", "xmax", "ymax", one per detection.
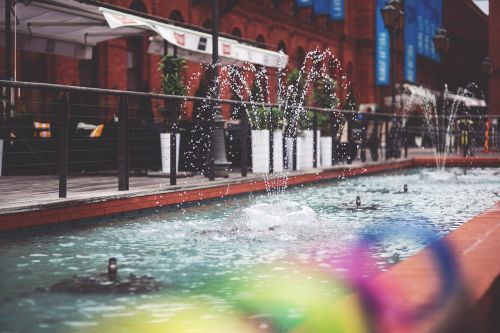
[
  {"xmin": 433, "ymin": 28, "xmax": 450, "ymax": 153},
  {"xmin": 206, "ymin": 0, "xmax": 230, "ymax": 180},
  {"xmin": 482, "ymin": 56, "xmax": 494, "ymax": 151},
  {"xmin": 381, "ymin": 0, "xmax": 404, "ymax": 159}
]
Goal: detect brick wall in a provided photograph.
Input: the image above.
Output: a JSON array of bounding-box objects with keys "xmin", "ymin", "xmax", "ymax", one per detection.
[
  {"xmin": 0, "ymin": 0, "xmax": 489, "ymax": 118},
  {"xmin": 490, "ymin": 0, "xmax": 500, "ymax": 115}
]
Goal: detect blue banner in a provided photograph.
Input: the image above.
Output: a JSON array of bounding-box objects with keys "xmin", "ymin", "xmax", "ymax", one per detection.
[
  {"xmin": 423, "ymin": 0, "xmax": 431, "ymax": 57},
  {"xmin": 313, "ymin": 0, "xmax": 329, "ymax": 15},
  {"xmin": 417, "ymin": 2, "xmax": 424, "ymax": 55},
  {"xmin": 330, "ymin": 0, "xmax": 344, "ymax": 21},
  {"xmin": 375, "ymin": 0, "xmax": 389, "ymax": 85},
  {"xmin": 404, "ymin": 0, "xmax": 417, "ymax": 82},
  {"xmin": 430, "ymin": 0, "xmax": 437, "ymax": 60},
  {"xmin": 296, "ymin": 0, "xmax": 313, "ymax": 8},
  {"xmin": 435, "ymin": 0, "xmax": 443, "ymax": 62}
]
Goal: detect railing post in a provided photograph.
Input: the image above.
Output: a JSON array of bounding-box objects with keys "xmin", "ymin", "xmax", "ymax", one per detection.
[
  {"xmin": 59, "ymin": 93, "xmax": 69, "ymax": 198},
  {"xmin": 170, "ymin": 120, "xmax": 177, "ymax": 186},
  {"xmin": 404, "ymin": 122, "xmax": 408, "ymax": 158},
  {"xmin": 207, "ymin": 111, "xmax": 215, "ymax": 181},
  {"xmin": 118, "ymin": 96, "xmax": 129, "ymax": 191},
  {"xmin": 331, "ymin": 114, "xmax": 338, "ymax": 166},
  {"xmin": 313, "ymin": 110, "xmax": 318, "ymax": 168},
  {"xmin": 385, "ymin": 119, "xmax": 390, "ymax": 160},
  {"xmin": 347, "ymin": 116, "xmax": 353, "ymax": 164},
  {"xmin": 292, "ymin": 136, "xmax": 297, "ymax": 171},
  {"xmin": 240, "ymin": 113, "xmax": 248, "ymax": 177},
  {"xmin": 269, "ymin": 108, "xmax": 274, "ymax": 174}
]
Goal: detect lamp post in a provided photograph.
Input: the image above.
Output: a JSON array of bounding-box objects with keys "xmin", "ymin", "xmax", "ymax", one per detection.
[
  {"xmin": 433, "ymin": 28, "xmax": 450, "ymax": 153},
  {"xmin": 206, "ymin": 0, "xmax": 230, "ymax": 180},
  {"xmin": 381, "ymin": 0, "xmax": 404, "ymax": 159},
  {"xmin": 482, "ymin": 56, "xmax": 493, "ymax": 151}
]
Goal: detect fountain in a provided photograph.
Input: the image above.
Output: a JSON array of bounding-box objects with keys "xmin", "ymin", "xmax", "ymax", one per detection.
[{"xmin": 404, "ymin": 82, "xmax": 485, "ymax": 173}]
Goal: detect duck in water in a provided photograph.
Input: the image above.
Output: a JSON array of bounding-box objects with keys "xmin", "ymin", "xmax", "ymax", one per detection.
[
  {"xmin": 49, "ymin": 258, "xmax": 161, "ymax": 294},
  {"xmin": 346, "ymin": 196, "xmax": 378, "ymax": 212}
]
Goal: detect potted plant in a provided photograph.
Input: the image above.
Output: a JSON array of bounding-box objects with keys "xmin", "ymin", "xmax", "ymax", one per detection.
[
  {"xmin": 157, "ymin": 54, "xmax": 187, "ymax": 174},
  {"xmin": 313, "ymin": 77, "xmax": 340, "ymax": 168}
]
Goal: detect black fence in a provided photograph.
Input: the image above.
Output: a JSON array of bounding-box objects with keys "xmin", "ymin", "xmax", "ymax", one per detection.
[{"xmin": 0, "ymin": 80, "xmax": 497, "ymax": 199}]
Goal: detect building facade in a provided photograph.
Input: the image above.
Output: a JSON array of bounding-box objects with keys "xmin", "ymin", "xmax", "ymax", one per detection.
[
  {"xmin": 0, "ymin": 0, "xmax": 489, "ymax": 119},
  {"xmin": 489, "ymin": 0, "xmax": 500, "ymax": 116}
]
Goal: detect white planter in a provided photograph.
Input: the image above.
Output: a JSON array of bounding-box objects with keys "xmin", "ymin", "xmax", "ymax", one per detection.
[
  {"xmin": 160, "ymin": 133, "xmax": 180, "ymax": 174},
  {"xmin": 296, "ymin": 130, "xmax": 320, "ymax": 170},
  {"xmin": 251, "ymin": 130, "xmax": 284, "ymax": 173},
  {"xmin": 252, "ymin": 130, "xmax": 283, "ymax": 173},
  {"xmin": 0, "ymin": 139, "xmax": 3, "ymax": 176},
  {"xmin": 251, "ymin": 130, "xmax": 268, "ymax": 173},
  {"xmin": 284, "ymin": 137, "xmax": 294, "ymax": 170},
  {"xmin": 273, "ymin": 130, "xmax": 284, "ymax": 172},
  {"xmin": 320, "ymin": 136, "xmax": 332, "ymax": 167}
]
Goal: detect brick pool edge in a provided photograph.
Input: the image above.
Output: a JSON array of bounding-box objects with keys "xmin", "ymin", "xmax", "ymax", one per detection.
[
  {"xmin": 372, "ymin": 201, "xmax": 500, "ymax": 333},
  {"xmin": 0, "ymin": 157, "xmax": 499, "ymax": 232}
]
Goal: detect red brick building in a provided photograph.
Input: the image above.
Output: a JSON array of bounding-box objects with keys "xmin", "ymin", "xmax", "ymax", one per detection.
[
  {"xmin": 489, "ymin": 0, "xmax": 500, "ymax": 115},
  {"xmin": 0, "ymin": 0, "xmax": 489, "ymax": 119}
]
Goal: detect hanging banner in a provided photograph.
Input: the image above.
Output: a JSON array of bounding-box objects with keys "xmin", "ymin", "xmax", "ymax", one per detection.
[
  {"xmin": 435, "ymin": 0, "xmax": 443, "ymax": 62},
  {"xmin": 313, "ymin": 0, "xmax": 329, "ymax": 15},
  {"xmin": 430, "ymin": 0, "xmax": 437, "ymax": 60},
  {"xmin": 330, "ymin": 0, "xmax": 344, "ymax": 21},
  {"xmin": 375, "ymin": 0, "xmax": 389, "ymax": 85},
  {"xmin": 296, "ymin": 0, "xmax": 313, "ymax": 8},
  {"xmin": 417, "ymin": 1, "xmax": 424, "ymax": 55},
  {"xmin": 404, "ymin": 0, "xmax": 417, "ymax": 82},
  {"xmin": 423, "ymin": 0, "xmax": 431, "ymax": 57}
]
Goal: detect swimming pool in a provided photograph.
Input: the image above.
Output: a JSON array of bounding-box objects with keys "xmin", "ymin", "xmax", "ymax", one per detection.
[{"xmin": 0, "ymin": 168, "xmax": 499, "ymax": 332}]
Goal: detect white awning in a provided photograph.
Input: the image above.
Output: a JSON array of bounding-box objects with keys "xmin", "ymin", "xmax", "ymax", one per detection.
[
  {"xmin": 101, "ymin": 7, "xmax": 288, "ymax": 68},
  {"xmin": 0, "ymin": 0, "xmax": 288, "ymax": 68},
  {"xmin": 0, "ymin": 0, "xmax": 144, "ymax": 59}
]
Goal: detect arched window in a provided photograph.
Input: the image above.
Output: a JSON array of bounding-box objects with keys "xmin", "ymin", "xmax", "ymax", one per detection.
[
  {"xmin": 256, "ymin": 34, "xmax": 266, "ymax": 49},
  {"xmin": 202, "ymin": 20, "xmax": 213, "ymax": 29},
  {"xmin": 277, "ymin": 40, "xmax": 287, "ymax": 54},
  {"xmin": 169, "ymin": 10, "xmax": 184, "ymax": 23},
  {"xmin": 231, "ymin": 27, "xmax": 242, "ymax": 38},
  {"xmin": 129, "ymin": 0, "xmax": 147, "ymax": 13},
  {"xmin": 296, "ymin": 47, "xmax": 305, "ymax": 68},
  {"xmin": 347, "ymin": 61, "xmax": 354, "ymax": 79}
]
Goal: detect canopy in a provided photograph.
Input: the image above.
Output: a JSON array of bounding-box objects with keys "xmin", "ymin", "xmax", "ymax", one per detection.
[
  {"xmin": 101, "ymin": 7, "xmax": 288, "ymax": 68},
  {"xmin": 0, "ymin": 0, "xmax": 288, "ymax": 67},
  {"xmin": 0, "ymin": 0, "xmax": 144, "ymax": 59}
]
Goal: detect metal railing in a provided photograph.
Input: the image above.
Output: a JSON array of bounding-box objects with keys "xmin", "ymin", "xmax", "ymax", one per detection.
[{"xmin": 0, "ymin": 79, "xmax": 497, "ymax": 200}]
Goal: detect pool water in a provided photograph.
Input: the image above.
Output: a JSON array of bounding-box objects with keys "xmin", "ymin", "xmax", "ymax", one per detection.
[{"xmin": 0, "ymin": 168, "xmax": 499, "ymax": 332}]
